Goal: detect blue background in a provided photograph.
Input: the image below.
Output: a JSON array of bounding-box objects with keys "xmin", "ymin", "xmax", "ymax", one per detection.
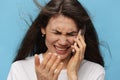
[{"xmin": 0, "ymin": 0, "xmax": 120, "ymax": 80}]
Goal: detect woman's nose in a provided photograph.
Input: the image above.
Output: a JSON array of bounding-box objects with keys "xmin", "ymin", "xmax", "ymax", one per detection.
[{"xmin": 58, "ymin": 36, "xmax": 68, "ymax": 45}]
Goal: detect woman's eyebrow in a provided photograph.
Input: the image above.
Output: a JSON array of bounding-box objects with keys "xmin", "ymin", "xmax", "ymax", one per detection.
[
  {"xmin": 52, "ymin": 29, "xmax": 61, "ymax": 33},
  {"xmin": 52, "ymin": 29, "xmax": 78, "ymax": 34},
  {"xmin": 67, "ymin": 31, "xmax": 78, "ymax": 34}
]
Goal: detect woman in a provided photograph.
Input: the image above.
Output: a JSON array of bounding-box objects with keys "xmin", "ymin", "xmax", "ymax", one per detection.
[{"xmin": 7, "ymin": 0, "xmax": 105, "ymax": 80}]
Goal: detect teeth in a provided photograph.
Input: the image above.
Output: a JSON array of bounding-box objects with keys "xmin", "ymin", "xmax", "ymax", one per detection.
[{"xmin": 56, "ymin": 46, "xmax": 67, "ymax": 51}]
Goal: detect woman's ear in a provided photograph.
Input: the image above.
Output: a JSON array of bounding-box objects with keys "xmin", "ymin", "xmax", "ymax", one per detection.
[{"xmin": 41, "ymin": 28, "xmax": 46, "ymax": 35}]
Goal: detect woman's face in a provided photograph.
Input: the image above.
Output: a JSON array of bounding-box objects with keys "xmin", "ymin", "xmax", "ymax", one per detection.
[{"xmin": 41, "ymin": 15, "xmax": 78, "ymax": 60}]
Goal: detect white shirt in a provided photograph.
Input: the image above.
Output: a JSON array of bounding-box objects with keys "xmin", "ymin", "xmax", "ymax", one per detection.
[{"xmin": 7, "ymin": 54, "xmax": 105, "ymax": 80}]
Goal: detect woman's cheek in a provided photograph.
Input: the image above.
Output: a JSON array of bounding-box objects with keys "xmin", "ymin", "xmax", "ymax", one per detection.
[
  {"xmin": 68, "ymin": 37, "xmax": 75, "ymax": 45},
  {"xmin": 45, "ymin": 35, "xmax": 58, "ymax": 46}
]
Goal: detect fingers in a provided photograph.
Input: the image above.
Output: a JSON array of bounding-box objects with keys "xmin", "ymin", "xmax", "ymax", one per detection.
[
  {"xmin": 77, "ymin": 34, "xmax": 86, "ymax": 53},
  {"xmin": 53, "ymin": 62, "xmax": 64, "ymax": 80},
  {"xmin": 49, "ymin": 56, "xmax": 61, "ymax": 74},
  {"xmin": 71, "ymin": 33, "xmax": 86, "ymax": 60},
  {"xmin": 34, "ymin": 54, "xmax": 42, "ymax": 79},
  {"xmin": 34, "ymin": 54, "xmax": 40, "ymax": 70},
  {"xmin": 45, "ymin": 54, "xmax": 63, "ymax": 80},
  {"xmin": 45, "ymin": 54, "xmax": 57, "ymax": 72},
  {"xmin": 34, "ymin": 53, "xmax": 63, "ymax": 80},
  {"xmin": 40, "ymin": 53, "xmax": 52, "ymax": 69},
  {"xmin": 39, "ymin": 53, "xmax": 63, "ymax": 73},
  {"xmin": 40, "ymin": 53, "xmax": 63, "ymax": 73}
]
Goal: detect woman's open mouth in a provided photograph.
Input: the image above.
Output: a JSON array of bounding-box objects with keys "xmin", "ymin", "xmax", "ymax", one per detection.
[{"xmin": 54, "ymin": 45, "xmax": 70, "ymax": 55}]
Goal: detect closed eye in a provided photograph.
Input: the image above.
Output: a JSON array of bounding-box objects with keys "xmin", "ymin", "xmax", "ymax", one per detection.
[
  {"xmin": 53, "ymin": 30, "xmax": 61, "ymax": 35},
  {"xmin": 67, "ymin": 32, "xmax": 78, "ymax": 36},
  {"xmin": 52, "ymin": 29, "xmax": 77, "ymax": 36}
]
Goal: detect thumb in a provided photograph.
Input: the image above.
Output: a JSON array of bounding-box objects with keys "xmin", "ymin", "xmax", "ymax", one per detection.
[{"xmin": 34, "ymin": 54, "xmax": 40, "ymax": 69}]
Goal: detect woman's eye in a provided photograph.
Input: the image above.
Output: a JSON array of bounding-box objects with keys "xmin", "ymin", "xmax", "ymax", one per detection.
[
  {"xmin": 67, "ymin": 33, "xmax": 76, "ymax": 36},
  {"xmin": 54, "ymin": 32, "xmax": 61, "ymax": 35}
]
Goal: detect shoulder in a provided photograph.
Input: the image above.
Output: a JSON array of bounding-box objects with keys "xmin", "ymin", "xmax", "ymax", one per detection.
[
  {"xmin": 9, "ymin": 56, "xmax": 34, "ymax": 73},
  {"xmin": 11, "ymin": 54, "xmax": 43, "ymax": 69},
  {"xmin": 12, "ymin": 56, "xmax": 34, "ymax": 66},
  {"xmin": 80, "ymin": 59, "xmax": 105, "ymax": 74},
  {"xmin": 82, "ymin": 60, "xmax": 104, "ymax": 71},
  {"xmin": 8, "ymin": 56, "xmax": 38, "ymax": 80},
  {"xmin": 78, "ymin": 60, "xmax": 105, "ymax": 80},
  {"xmin": 7, "ymin": 54, "xmax": 43, "ymax": 80}
]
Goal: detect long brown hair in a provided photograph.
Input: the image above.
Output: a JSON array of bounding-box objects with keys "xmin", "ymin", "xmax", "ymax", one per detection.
[{"xmin": 14, "ymin": 0, "xmax": 104, "ymax": 67}]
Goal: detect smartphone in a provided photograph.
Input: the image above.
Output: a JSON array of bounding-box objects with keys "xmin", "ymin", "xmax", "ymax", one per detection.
[
  {"xmin": 72, "ymin": 27, "xmax": 86, "ymax": 53},
  {"xmin": 72, "ymin": 30, "xmax": 81, "ymax": 53}
]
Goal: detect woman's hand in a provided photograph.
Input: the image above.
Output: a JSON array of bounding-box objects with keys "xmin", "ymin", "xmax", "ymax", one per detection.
[
  {"xmin": 67, "ymin": 33, "xmax": 86, "ymax": 80},
  {"xmin": 34, "ymin": 53, "xmax": 63, "ymax": 80}
]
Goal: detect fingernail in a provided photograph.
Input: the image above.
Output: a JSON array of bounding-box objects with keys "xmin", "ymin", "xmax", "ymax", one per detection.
[
  {"xmin": 57, "ymin": 56, "xmax": 61, "ymax": 59},
  {"xmin": 54, "ymin": 53, "xmax": 57, "ymax": 56},
  {"xmin": 74, "ymin": 42, "xmax": 77, "ymax": 46},
  {"xmin": 54, "ymin": 69, "xmax": 58, "ymax": 73},
  {"xmin": 35, "ymin": 54, "xmax": 38, "ymax": 57},
  {"xmin": 72, "ymin": 49, "xmax": 75, "ymax": 53},
  {"xmin": 60, "ymin": 62, "xmax": 63, "ymax": 65},
  {"xmin": 78, "ymin": 30, "xmax": 82, "ymax": 34}
]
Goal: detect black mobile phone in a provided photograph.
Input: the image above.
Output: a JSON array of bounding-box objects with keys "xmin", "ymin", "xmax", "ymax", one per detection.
[
  {"xmin": 72, "ymin": 30, "xmax": 81, "ymax": 53},
  {"xmin": 72, "ymin": 27, "xmax": 86, "ymax": 53}
]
